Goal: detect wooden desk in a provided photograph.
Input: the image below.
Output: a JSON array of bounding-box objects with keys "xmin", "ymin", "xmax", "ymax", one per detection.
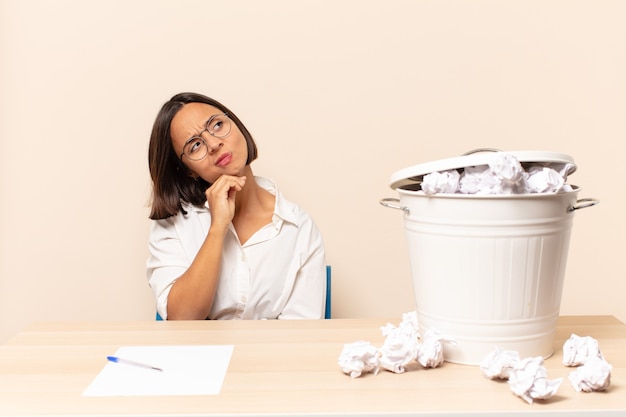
[{"xmin": 0, "ymin": 316, "xmax": 624, "ymax": 416}]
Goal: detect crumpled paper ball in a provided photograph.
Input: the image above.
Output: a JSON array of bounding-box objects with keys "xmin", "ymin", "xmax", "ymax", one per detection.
[
  {"xmin": 508, "ymin": 356, "xmax": 563, "ymax": 404},
  {"xmin": 459, "ymin": 165, "xmax": 499, "ymax": 194},
  {"xmin": 480, "ymin": 347, "xmax": 521, "ymax": 380},
  {"xmin": 337, "ymin": 340, "xmax": 380, "ymax": 378},
  {"xmin": 488, "ymin": 152, "xmax": 526, "ymax": 193},
  {"xmin": 422, "ymin": 169, "xmax": 460, "ymax": 195},
  {"xmin": 562, "ymin": 333, "xmax": 603, "ymax": 367},
  {"xmin": 379, "ymin": 314, "xmax": 420, "ymax": 373},
  {"xmin": 416, "ymin": 330, "xmax": 446, "ymax": 368},
  {"xmin": 525, "ymin": 166, "xmax": 565, "ymax": 193},
  {"xmin": 568, "ymin": 355, "xmax": 612, "ymax": 392}
]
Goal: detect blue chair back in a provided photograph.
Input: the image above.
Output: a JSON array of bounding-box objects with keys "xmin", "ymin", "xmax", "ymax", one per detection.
[
  {"xmin": 324, "ymin": 265, "xmax": 331, "ymax": 319},
  {"xmin": 156, "ymin": 265, "xmax": 331, "ymax": 320}
]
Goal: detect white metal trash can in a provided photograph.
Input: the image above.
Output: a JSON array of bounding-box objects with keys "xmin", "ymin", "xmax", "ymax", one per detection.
[{"xmin": 381, "ymin": 150, "xmax": 598, "ymax": 365}]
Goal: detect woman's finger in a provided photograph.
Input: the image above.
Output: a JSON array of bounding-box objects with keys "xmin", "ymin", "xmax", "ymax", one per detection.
[{"xmin": 205, "ymin": 176, "xmax": 247, "ymax": 223}]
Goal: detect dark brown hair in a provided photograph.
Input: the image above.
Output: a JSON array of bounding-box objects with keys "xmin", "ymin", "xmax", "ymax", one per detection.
[{"xmin": 148, "ymin": 92, "xmax": 258, "ymax": 220}]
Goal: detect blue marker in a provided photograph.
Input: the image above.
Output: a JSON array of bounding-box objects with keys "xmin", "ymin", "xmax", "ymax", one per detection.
[{"xmin": 107, "ymin": 356, "xmax": 163, "ymax": 372}]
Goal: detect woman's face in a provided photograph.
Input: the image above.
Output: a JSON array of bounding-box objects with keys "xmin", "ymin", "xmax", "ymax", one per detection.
[{"xmin": 170, "ymin": 102, "xmax": 249, "ymax": 183}]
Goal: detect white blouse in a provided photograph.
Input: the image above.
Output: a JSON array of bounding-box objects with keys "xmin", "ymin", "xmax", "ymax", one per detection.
[{"xmin": 147, "ymin": 177, "xmax": 326, "ymax": 320}]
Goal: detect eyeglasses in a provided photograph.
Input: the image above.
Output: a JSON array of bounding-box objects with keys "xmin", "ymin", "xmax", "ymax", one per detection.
[{"xmin": 179, "ymin": 113, "xmax": 232, "ymax": 161}]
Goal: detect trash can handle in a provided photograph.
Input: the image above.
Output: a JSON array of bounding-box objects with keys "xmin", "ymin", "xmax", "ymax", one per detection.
[
  {"xmin": 462, "ymin": 148, "xmax": 502, "ymax": 156},
  {"xmin": 568, "ymin": 198, "xmax": 599, "ymax": 212},
  {"xmin": 379, "ymin": 198, "xmax": 409, "ymax": 214}
]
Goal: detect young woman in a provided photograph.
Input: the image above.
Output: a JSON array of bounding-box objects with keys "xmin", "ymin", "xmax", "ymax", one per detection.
[{"xmin": 147, "ymin": 92, "xmax": 326, "ymax": 320}]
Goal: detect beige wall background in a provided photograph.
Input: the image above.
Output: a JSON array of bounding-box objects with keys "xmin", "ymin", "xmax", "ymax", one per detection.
[{"xmin": 1, "ymin": 0, "xmax": 624, "ymax": 343}]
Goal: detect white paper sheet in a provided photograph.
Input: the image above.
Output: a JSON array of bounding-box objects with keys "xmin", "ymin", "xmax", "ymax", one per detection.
[{"xmin": 82, "ymin": 345, "xmax": 234, "ymax": 396}]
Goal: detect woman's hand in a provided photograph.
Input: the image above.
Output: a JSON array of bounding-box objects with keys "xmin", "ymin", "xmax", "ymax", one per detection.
[{"xmin": 205, "ymin": 175, "xmax": 247, "ymax": 229}]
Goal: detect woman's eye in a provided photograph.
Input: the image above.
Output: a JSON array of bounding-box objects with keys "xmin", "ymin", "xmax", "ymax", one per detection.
[
  {"xmin": 211, "ymin": 120, "xmax": 223, "ymax": 133},
  {"xmin": 189, "ymin": 139, "xmax": 202, "ymax": 153}
]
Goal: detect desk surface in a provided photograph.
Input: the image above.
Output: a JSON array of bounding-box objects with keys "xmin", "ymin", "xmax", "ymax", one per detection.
[{"xmin": 0, "ymin": 316, "xmax": 624, "ymax": 416}]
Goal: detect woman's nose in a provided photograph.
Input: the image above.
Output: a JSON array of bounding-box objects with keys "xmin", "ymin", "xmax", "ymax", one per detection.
[{"xmin": 203, "ymin": 134, "xmax": 223, "ymax": 154}]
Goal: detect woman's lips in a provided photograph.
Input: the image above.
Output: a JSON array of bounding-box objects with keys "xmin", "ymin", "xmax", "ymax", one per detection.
[{"xmin": 216, "ymin": 152, "xmax": 232, "ymax": 167}]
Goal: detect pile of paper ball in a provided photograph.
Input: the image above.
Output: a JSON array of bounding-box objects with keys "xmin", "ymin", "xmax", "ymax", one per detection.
[
  {"xmin": 337, "ymin": 311, "xmax": 448, "ymax": 378},
  {"xmin": 479, "ymin": 333, "xmax": 611, "ymax": 403},
  {"xmin": 338, "ymin": 312, "xmax": 612, "ymax": 405},
  {"xmin": 421, "ymin": 152, "xmax": 573, "ymax": 195}
]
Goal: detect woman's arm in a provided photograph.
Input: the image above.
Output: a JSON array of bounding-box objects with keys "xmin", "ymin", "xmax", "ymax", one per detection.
[
  {"xmin": 166, "ymin": 175, "xmax": 246, "ymax": 319},
  {"xmin": 165, "ymin": 224, "xmax": 227, "ymax": 319}
]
